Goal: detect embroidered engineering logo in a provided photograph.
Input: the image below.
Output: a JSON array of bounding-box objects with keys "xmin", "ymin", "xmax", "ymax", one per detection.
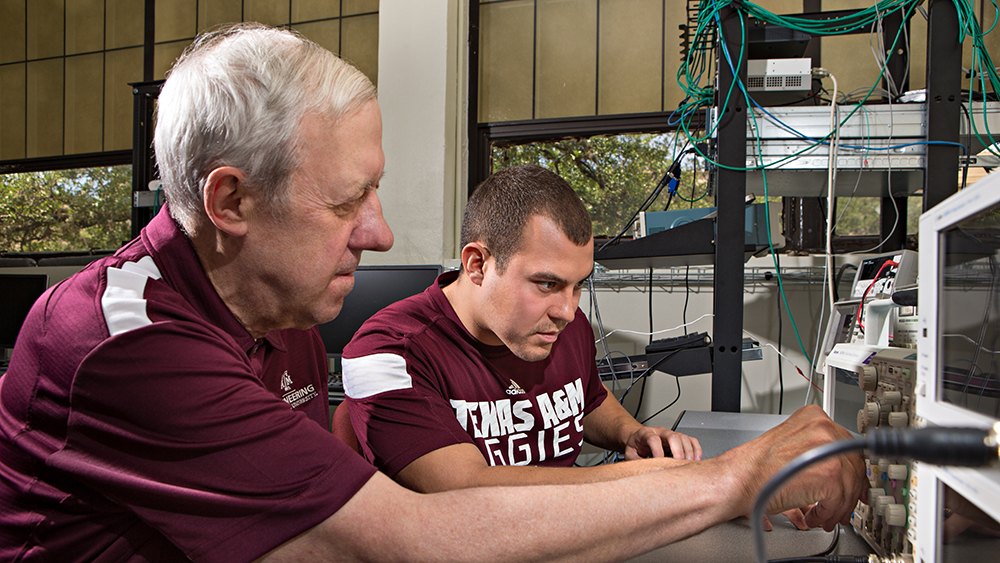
[
  {"xmin": 506, "ymin": 379, "xmax": 526, "ymax": 395},
  {"xmin": 279, "ymin": 370, "xmax": 318, "ymax": 408}
]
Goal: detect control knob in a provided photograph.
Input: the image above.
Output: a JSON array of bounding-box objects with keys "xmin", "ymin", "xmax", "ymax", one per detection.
[
  {"xmin": 887, "ymin": 464, "xmax": 908, "ymax": 480},
  {"xmin": 860, "ymin": 366, "xmax": 878, "ymax": 391},
  {"xmin": 888, "ymin": 411, "xmax": 909, "ymax": 428},
  {"xmin": 882, "ymin": 391, "xmax": 903, "ymax": 406},
  {"xmin": 885, "ymin": 504, "xmax": 907, "ymax": 527}
]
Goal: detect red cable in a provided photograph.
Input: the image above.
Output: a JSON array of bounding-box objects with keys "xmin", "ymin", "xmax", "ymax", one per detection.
[{"xmin": 857, "ymin": 260, "xmax": 899, "ymax": 332}]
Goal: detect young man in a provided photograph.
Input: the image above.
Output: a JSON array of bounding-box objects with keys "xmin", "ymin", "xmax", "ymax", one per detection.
[
  {"xmin": 0, "ymin": 24, "xmax": 865, "ymax": 563},
  {"xmin": 342, "ymin": 165, "xmax": 705, "ymax": 494}
]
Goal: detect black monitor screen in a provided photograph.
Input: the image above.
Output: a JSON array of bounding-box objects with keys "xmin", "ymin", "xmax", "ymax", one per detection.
[
  {"xmin": 318, "ymin": 265, "xmax": 442, "ymax": 357},
  {"xmin": 0, "ymin": 274, "xmax": 49, "ymax": 350}
]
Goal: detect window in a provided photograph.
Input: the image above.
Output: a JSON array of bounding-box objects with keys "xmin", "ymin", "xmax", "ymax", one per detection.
[
  {"xmin": 491, "ymin": 132, "xmax": 712, "ymax": 238},
  {"xmin": 0, "ymin": 165, "xmax": 132, "ymax": 253},
  {"xmin": 834, "ymin": 196, "xmax": 922, "ymax": 237}
]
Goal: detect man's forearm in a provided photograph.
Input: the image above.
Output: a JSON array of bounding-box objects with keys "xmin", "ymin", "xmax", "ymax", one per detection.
[
  {"xmin": 436, "ymin": 456, "xmax": 691, "ymax": 489},
  {"xmin": 409, "ymin": 459, "xmax": 745, "ymax": 561},
  {"xmin": 262, "ymin": 406, "xmax": 865, "ymax": 563},
  {"xmin": 266, "ymin": 458, "xmax": 747, "ymax": 563},
  {"xmin": 394, "ymin": 442, "xmax": 691, "ymax": 493}
]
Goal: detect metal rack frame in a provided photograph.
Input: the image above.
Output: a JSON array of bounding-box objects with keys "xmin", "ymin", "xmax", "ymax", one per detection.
[{"xmin": 704, "ymin": 1, "xmax": 963, "ymax": 411}]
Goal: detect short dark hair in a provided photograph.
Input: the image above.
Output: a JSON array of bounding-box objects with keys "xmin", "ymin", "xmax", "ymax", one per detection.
[{"xmin": 461, "ymin": 165, "xmax": 592, "ymax": 273}]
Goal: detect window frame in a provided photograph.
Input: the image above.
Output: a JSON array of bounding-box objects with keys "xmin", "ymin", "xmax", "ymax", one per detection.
[{"xmin": 472, "ymin": 110, "xmax": 918, "ymax": 254}]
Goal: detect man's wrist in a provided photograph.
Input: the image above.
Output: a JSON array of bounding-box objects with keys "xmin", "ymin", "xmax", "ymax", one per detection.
[
  {"xmin": 718, "ymin": 445, "xmax": 768, "ymax": 515},
  {"xmin": 621, "ymin": 422, "xmax": 645, "ymax": 449}
]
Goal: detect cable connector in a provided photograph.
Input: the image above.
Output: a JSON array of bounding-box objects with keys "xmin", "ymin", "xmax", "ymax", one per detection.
[
  {"xmin": 988, "ymin": 421, "xmax": 1000, "ymax": 454},
  {"xmin": 664, "ymin": 158, "xmax": 684, "ymax": 195},
  {"xmin": 666, "ymin": 177, "xmax": 680, "ymax": 196},
  {"xmin": 866, "ymin": 554, "xmax": 914, "ymax": 563},
  {"xmin": 812, "ymin": 67, "xmax": 831, "ymax": 79},
  {"xmin": 867, "ymin": 424, "xmax": 1000, "ymax": 467}
]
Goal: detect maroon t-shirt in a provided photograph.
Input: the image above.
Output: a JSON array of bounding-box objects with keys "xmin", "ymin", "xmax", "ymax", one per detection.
[
  {"xmin": 342, "ymin": 271, "xmax": 608, "ymax": 477},
  {"xmin": 0, "ymin": 207, "xmax": 376, "ymax": 563}
]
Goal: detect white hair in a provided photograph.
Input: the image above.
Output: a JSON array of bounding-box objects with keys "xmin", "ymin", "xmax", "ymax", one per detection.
[{"xmin": 154, "ymin": 23, "xmax": 377, "ymax": 233}]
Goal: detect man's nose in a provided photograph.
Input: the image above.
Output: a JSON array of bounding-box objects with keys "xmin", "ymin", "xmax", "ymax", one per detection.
[
  {"xmin": 350, "ymin": 190, "xmax": 394, "ymax": 252},
  {"xmin": 550, "ymin": 288, "xmax": 578, "ymax": 323}
]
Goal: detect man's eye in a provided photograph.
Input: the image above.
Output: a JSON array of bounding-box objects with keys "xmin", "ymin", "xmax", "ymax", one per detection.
[
  {"xmin": 333, "ymin": 193, "xmax": 366, "ymax": 216},
  {"xmin": 332, "ymin": 203, "xmax": 355, "ymax": 216},
  {"xmin": 538, "ymin": 281, "xmax": 557, "ymax": 290}
]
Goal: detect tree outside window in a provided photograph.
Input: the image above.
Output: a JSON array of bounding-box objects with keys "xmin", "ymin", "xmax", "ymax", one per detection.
[
  {"xmin": 491, "ymin": 133, "xmax": 713, "ymax": 239},
  {"xmin": 0, "ymin": 165, "xmax": 132, "ymax": 254}
]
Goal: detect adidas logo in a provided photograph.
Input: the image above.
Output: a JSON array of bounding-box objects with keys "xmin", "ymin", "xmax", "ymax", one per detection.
[{"xmin": 505, "ymin": 379, "xmax": 526, "ymax": 395}]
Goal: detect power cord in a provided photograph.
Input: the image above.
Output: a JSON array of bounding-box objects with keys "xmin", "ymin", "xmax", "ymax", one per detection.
[
  {"xmin": 597, "ymin": 144, "xmax": 692, "ymax": 253},
  {"xmin": 767, "ymin": 557, "xmax": 874, "ymax": 563},
  {"xmin": 617, "ymin": 349, "xmax": 684, "ymax": 408},
  {"xmin": 832, "ymin": 263, "xmax": 858, "ymax": 303}
]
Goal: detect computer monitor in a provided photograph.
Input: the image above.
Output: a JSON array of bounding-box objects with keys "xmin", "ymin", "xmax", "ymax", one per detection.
[
  {"xmin": 916, "ymin": 170, "xmax": 1000, "ymax": 561},
  {"xmin": 318, "ymin": 265, "xmax": 443, "ymax": 363},
  {"xmin": 0, "ymin": 273, "xmax": 49, "ymax": 353}
]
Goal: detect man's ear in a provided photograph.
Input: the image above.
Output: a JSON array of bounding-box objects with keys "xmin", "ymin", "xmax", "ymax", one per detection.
[
  {"xmin": 203, "ymin": 166, "xmax": 250, "ymax": 237},
  {"xmin": 460, "ymin": 242, "xmax": 491, "ymax": 286}
]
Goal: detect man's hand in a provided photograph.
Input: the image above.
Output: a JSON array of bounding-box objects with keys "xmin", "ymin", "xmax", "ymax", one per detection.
[
  {"xmin": 762, "ymin": 507, "xmax": 811, "ymax": 531},
  {"xmin": 730, "ymin": 405, "xmax": 867, "ymax": 532},
  {"xmin": 624, "ymin": 426, "xmax": 702, "ymax": 461}
]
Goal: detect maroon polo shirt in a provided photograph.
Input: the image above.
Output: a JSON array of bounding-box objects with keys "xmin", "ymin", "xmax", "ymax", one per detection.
[{"xmin": 0, "ymin": 206, "xmax": 375, "ymax": 563}]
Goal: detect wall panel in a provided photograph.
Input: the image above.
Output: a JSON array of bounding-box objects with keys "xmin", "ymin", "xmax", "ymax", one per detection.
[
  {"xmin": 535, "ymin": 0, "xmax": 597, "ymax": 119},
  {"xmin": 0, "ymin": 64, "xmax": 26, "ymax": 160},
  {"xmin": 26, "ymin": 59, "xmax": 64, "ymax": 158},
  {"xmin": 0, "ymin": 0, "xmax": 381, "ymax": 163},
  {"xmin": 64, "ymin": 53, "xmax": 104, "ymax": 154}
]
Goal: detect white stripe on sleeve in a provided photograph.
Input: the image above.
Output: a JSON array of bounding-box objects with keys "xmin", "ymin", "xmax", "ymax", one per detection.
[
  {"xmin": 102, "ymin": 256, "xmax": 162, "ymax": 337},
  {"xmin": 342, "ymin": 353, "xmax": 412, "ymax": 399}
]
